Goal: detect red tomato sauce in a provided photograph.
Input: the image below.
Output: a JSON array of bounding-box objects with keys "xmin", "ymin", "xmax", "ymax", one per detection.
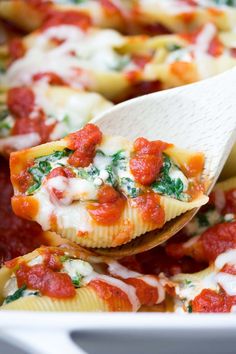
[
  {"xmin": 8, "ymin": 38, "xmax": 25, "ymax": 61},
  {"xmin": 100, "ymin": 0, "xmax": 123, "ymax": 17},
  {"xmin": 33, "ymin": 72, "xmax": 67, "ymax": 86},
  {"xmin": 47, "ymin": 166, "xmax": 76, "ymax": 180},
  {"xmin": 125, "ymin": 277, "xmax": 158, "ymax": 306},
  {"xmin": 180, "ymin": 28, "xmax": 223, "ymax": 57},
  {"xmin": 89, "ymin": 279, "xmax": 132, "ymax": 311},
  {"xmin": 88, "ymin": 185, "xmax": 126, "ymax": 226},
  {"xmin": 121, "ymin": 231, "xmax": 207, "ymax": 277},
  {"xmin": 7, "ymin": 87, "xmax": 35, "ymax": 118},
  {"xmin": 130, "ymin": 137, "xmax": 170, "ymax": 185},
  {"xmin": 166, "ymin": 222, "xmax": 236, "ymax": 263},
  {"xmin": 16, "ymin": 262, "xmax": 76, "ymax": 299},
  {"xmin": 131, "ymin": 192, "xmax": 165, "ymax": 227},
  {"xmin": 7, "ymin": 87, "xmax": 55, "ymax": 144},
  {"xmin": 42, "ymin": 10, "xmax": 92, "ymax": 31},
  {"xmin": 192, "ymin": 289, "xmax": 236, "ymax": 313},
  {"xmin": 67, "ymin": 124, "xmax": 102, "ymax": 168},
  {"xmin": 0, "ymin": 157, "xmax": 43, "ymax": 265}
]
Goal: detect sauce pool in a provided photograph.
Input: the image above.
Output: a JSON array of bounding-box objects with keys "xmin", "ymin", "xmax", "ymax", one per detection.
[{"xmin": 0, "ymin": 157, "xmax": 44, "ymax": 265}]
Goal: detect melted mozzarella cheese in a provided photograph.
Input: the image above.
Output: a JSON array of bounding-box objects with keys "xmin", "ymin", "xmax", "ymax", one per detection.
[
  {"xmin": 28, "ymin": 255, "xmax": 43, "ymax": 266},
  {"xmin": 99, "ymin": 135, "xmax": 132, "ymax": 156},
  {"xmin": 169, "ymin": 165, "xmax": 189, "ymax": 192},
  {"xmin": 215, "ymin": 249, "xmax": 236, "ymax": 270},
  {"xmin": 34, "ymin": 186, "xmax": 93, "ymax": 232},
  {"xmin": 6, "ymin": 25, "xmax": 125, "ymax": 87},
  {"xmin": 33, "ymin": 83, "xmax": 113, "ymax": 140},
  {"xmin": 85, "ymin": 272, "xmax": 140, "ymax": 311},
  {"xmin": 175, "ymin": 272, "xmax": 219, "ymax": 301},
  {"xmin": 108, "ymin": 262, "xmax": 165, "ymax": 304},
  {"xmin": 62, "ymin": 259, "xmax": 93, "ymax": 283},
  {"xmin": 108, "ymin": 261, "xmax": 141, "ymax": 279},
  {"xmin": 0, "ymin": 133, "xmax": 41, "ymax": 152},
  {"xmin": 46, "ymin": 176, "xmax": 98, "ymax": 205},
  {"xmin": 216, "ymin": 273, "xmax": 236, "ymax": 296}
]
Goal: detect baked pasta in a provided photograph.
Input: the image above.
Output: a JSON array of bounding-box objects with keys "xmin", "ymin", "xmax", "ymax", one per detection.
[
  {"xmin": 133, "ymin": 0, "xmax": 236, "ymax": 33},
  {"xmin": 0, "ymin": 0, "xmax": 129, "ymax": 32},
  {"xmin": 0, "ymin": 84, "xmax": 112, "ymax": 155},
  {"xmin": 164, "ymin": 176, "xmax": 236, "ymax": 312},
  {"xmin": 10, "ymin": 123, "xmax": 208, "ymax": 248},
  {"xmin": 1, "ymin": 0, "xmax": 236, "ymax": 34},
  {"xmin": 0, "ymin": 244, "xmax": 169, "ymax": 311},
  {"xmin": 172, "ymin": 248, "xmax": 236, "ymax": 313},
  {"xmin": 2, "ymin": 22, "xmax": 236, "ymax": 100}
]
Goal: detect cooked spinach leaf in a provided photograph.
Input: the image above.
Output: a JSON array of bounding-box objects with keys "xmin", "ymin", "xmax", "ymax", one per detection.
[
  {"xmin": 5, "ymin": 285, "xmax": 27, "ymax": 304},
  {"xmin": 27, "ymin": 149, "xmax": 72, "ymax": 194},
  {"xmin": 105, "ymin": 165, "xmax": 118, "ymax": 187},
  {"xmin": 112, "ymin": 150, "xmax": 127, "ymax": 170},
  {"xmin": 72, "ymin": 274, "xmax": 82, "ymax": 287},
  {"xmin": 151, "ymin": 154, "xmax": 185, "ymax": 200},
  {"xmin": 120, "ymin": 177, "xmax": 140, "ymax": 198},
  {"xmin": 35, "ymin": 148, "xmax": 72, "ymax": 164},
  {"xmin": 187, "ymin": 304, "xmax": 193, "ymax": 313},
  {"xmin": 77, "ymin": 165, "xmax": 99, "ymax": 181},
  {"xmin": 167, "ymin": 43, "xmax": 182, "ymax": 52}
]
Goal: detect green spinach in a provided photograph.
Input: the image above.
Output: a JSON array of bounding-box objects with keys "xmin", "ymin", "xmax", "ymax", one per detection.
[
  {"xmin": 151, "ymin": 154, "xmax": 185, "ymax": 200},
  {"xmin": 5, "ymin": 285, "xmax": 27, "ymax": 304},
  {"xmin": 27, "ymin": 149, "xmax": 72, "ymax": 194},
  {"xmin": 120, "ymin": 177, "xmax": 140, "ymax": 198}
]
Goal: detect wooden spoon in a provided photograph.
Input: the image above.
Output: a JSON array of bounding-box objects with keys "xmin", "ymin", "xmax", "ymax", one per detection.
[{"xmin": 92, "ymin": 68, "xmax": 236, "ymax": 257}]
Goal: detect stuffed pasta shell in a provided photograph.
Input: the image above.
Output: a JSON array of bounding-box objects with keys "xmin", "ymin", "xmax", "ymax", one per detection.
[
  {"xmin": 0, "ymin": 84, "xmax": 112, "ymax": 155},
  {"xmin": 10, "ymin": 124, "xmax": 208, "ymax": 249},
  {"xmin": 166, "ymin": 176, "xmax": 236, "ymax": 264},
  {"xmin": 2, "ymin": 22, "xmax": 236, "ymax": 101},
  {"xmin": 133, "ymin": 0, "xmax": 236, "ymax": 33},
  {"xmin": 0, "ymin": 0, "xmax": 128, "ymax": 32},
  {"xmin": 0, "ymin": 244, "xmax": 169, "ymax": 311},
  {"xmin": 172, "ymin": 247, "xmax": 236, "ymax": 313}
]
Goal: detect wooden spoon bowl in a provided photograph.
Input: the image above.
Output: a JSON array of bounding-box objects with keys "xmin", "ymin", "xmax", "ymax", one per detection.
[{"xmin": 92, "ymin": 68, "xmax": 236, "ymax": 257}]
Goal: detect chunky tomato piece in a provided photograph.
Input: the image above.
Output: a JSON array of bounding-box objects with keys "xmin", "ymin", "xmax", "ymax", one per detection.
[
  {"xmin": 221, "ymin": 264, "xmax": 236, "ymax": 275},
  {"xmin": 132, "ymin": 54, "xmax": 152, "ymax": 69},
  {"xmin": 12, "ymin": 116, "xmax": 55, "ymax": 144},
  {"xmin": 167, "ymin": 222, "xmax": 236, "ymax": 263},
  {"xmin": 68, "ymin": 124, "xmax": 102, "ymax": 168},
  {"xmin": 16, "ymin": 263, "xmax": 76, "ymax": 299},
  {"xmin": 32, "ymin": 72, "xmax": 66, "ymax": 85},
  {"xmin": 88, "ymin": 185, "xmax": 126, "ymax": 225},
  {"xmin": 47, "ymin": 167, "xmax": 75, "ymax": 180},
  {"xmin": 130, "ymin": 155, "xmax": 163, "ymax": 186},
  {"xmin": 8, "ymin": 38, "xmax": 25, "ymax": 61},
  {"xmin": 100, "ymin": 0, "xmax": 122, "ymax": 16},
  {"xmin": 41, "ymin": 248, "xmax": 64, "ymax": 271},
  {"xmin": 7, "ymin": 87, "xmax": 35, "ymax": 118},
  {"xmin": 13, "ymin": 169, "xmax": 34, "ymax": 194},
  {"xmin": 130, "ymin": 137, "xmax": 170, "ymax": 185},
  {"xmin": 208, "ymin": 36, "xmax": 224, "ymax": 57},
  {"xmin": 131, "ymin": 192, "xmax": 165, "ymax": 226},
  {"xmin": 201, "ymin": 222, "xmax": 236, "ymax": 261},
  {"xmin": 125, "ymin": 278, "xmax": 158, "ymax": 306},
  {"xmin": 42, "ymin": 10, "xmax": 91, "ymax": 31},
  {"xmin": 89, "ymin": 279, "xmax": 132, "ymax": 311},
  {"xmin": 192, "ymin": 289, "xmax": 233, "ymax": 313}
]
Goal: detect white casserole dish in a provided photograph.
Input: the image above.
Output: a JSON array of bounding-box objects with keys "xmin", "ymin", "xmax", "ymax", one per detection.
[{"xmin": 1, "ymin": 312, "xmax": 236, "ymax": 354}]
